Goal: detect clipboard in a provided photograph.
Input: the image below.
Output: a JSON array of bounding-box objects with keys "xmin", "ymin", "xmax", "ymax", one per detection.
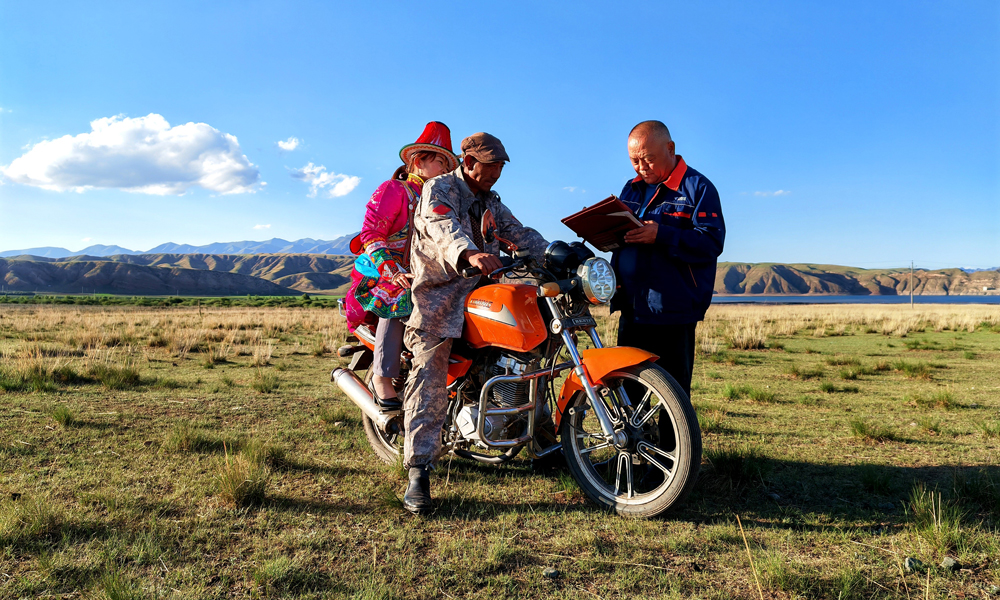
[{"xmin": 561, "ymin": 195, "xmax": 643, "ymax": 252}]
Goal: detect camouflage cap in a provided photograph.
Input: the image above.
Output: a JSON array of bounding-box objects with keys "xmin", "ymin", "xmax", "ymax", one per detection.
[{"xmin": 460, "ymin": 132, "xmax": 510, "ymax": 163}]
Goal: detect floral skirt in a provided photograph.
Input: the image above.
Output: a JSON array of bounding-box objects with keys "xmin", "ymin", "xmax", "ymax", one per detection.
[{"xmin": 345, "ymin": 268, "xmax": 412, "ymax": 332}]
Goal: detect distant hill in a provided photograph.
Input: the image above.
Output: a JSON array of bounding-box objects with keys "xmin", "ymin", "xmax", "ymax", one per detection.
[
  {"xmin": 0, "ymin": 257, "xmax": 300, "ymax": 296},
  {"xmin": 0, "ymin": 235, "xmax": 357, "ymax": 258},
  {"xmin": 3, "ymin": 254, "xmax": 998, "ymax": 298},
  {"xmin": 716, "ymin": 263, "xmax": 1000, "ymax": 295},
  {"xmin": 108, "ymin": 254, "xmax": 356, "ymax": 294}
]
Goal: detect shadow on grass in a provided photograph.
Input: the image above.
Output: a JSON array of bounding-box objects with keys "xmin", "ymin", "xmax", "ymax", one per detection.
[
  {"xmin": 687, "ymin": 460, "xmax": 1000, "ymax": 529},
  {"xmin": 277, "ymin": 457, "xmax": 359, "ymax": 478},
  {"xmin": 427, "ymin": 496, "xmax": 599, "ymax": 521},
  {"xmin": 71, "ymin": 419, "xmax": 127, "ymax": 431},
  {"xmin": 265, "ymin": 495, "xmax": 369, "ymax": 515}
]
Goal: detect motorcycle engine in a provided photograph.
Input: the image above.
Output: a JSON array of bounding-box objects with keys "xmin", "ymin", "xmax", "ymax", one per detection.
[
  {"xmin": 490, "ymin": 354, "xmax": 532, "ymax": 407},
  {"xmin": 455, "ymin": 353, "xmax": 535, "ymax": 448}
]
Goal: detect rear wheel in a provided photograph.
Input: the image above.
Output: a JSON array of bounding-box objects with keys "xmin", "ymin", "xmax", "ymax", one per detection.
[
  {"xmin": 559, "ymin": 361, "xmax": 701, "ymax": 518},
  {"xmin": 360, "ymin": 369, "xmax": 404, "ymax": 464}
]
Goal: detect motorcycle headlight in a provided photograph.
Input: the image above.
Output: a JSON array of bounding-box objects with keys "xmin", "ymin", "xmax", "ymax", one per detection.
[{"xmin": 577, "ymin": 257, "xmax": 616, "ymax": 304}]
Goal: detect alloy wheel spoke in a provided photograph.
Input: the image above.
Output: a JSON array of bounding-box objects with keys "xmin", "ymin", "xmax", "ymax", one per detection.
[
  {"xmin": 637, "ymin": 442, "xmax": 675, "ymax": 474},
  {"xmin": 580, "ymin": 440, "xmax": 612, "ymax": 456},
  {"xmin": 633, "ymin": 396, "xmax": 661, "ymax": 428},
  {"xmin": 629, "ymin": 389, "xmax": 653, "ymax": 426},
  {"xmin": 615, "ymin": 452, "xmax": 634, "ymax": 499}
]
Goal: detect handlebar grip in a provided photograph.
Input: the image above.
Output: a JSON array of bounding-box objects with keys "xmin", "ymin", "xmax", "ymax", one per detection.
[{"xmin": 461, "ymin": 266, "xmax": 482, "ymax": 278}]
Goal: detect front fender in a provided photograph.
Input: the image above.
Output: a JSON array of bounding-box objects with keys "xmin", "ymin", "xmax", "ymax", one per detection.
[{"xmin": 554, "ymin": 346, "xmax": 658, "ymax": 426}]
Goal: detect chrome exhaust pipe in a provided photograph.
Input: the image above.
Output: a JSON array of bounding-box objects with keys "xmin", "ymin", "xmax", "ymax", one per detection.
[{"xmin": 331, "ymin": 368, "xmax": 400, "ymax": 433}]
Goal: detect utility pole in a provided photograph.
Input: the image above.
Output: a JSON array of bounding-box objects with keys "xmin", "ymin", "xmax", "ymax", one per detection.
[{"xmin": 910, "ymin": 261, "xmax": 914, "ymax": 308}]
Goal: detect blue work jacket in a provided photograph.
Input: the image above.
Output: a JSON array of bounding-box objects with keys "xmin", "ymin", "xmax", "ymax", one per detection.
[{"xmin": 610, "ymin": 156, "xmax": 726, "ymax": 324}]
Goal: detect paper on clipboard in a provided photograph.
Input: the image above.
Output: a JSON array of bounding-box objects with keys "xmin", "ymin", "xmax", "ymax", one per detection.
[{"xmin": 605, "ymin": 210, "xmax": 644, "ymax": 227}]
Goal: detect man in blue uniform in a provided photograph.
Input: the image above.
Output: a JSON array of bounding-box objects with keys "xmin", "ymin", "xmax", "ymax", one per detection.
[{"xmin": 611, "ymin": 120, "xmax": 726, "ymax": 397}]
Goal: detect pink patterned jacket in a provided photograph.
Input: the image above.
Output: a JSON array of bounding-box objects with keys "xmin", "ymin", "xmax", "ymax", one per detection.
[{"xmin": 344, "ymin": 177, "xmax": 422, "ymax": 331}]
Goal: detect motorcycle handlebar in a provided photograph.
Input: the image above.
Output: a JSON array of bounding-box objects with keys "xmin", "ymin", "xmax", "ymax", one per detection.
[{"xmin": 461, "ymin": 255, "xmax": 516, "ymax": 279}]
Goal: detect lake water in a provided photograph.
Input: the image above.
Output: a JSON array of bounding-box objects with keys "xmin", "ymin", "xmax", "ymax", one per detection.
[{"xmin": 713, "ymin": 295, "xmax": 1000, "ymax": 305}]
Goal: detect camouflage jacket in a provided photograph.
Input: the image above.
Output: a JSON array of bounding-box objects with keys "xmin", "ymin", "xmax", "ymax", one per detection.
[{"xmin": 407, "ymin": 166, "xmax": 549, "ymax": 338}]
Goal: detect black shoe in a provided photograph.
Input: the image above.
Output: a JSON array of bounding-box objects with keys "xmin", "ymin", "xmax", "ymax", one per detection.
[
  {"xmin": 402, "ymin": 466, "xmax": 432, "ymax": 515},
  {"xmin": 369, "ymin": 381, "xmax": 402, "ymax": 410}
]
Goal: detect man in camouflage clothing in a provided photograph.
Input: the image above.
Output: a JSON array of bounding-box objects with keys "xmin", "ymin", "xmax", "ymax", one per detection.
[{"xmin": 401, "ymin": 132, "xmax": 549, "ymax": 514}]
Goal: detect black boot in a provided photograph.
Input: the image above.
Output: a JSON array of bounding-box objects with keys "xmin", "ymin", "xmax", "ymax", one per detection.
[{"xmin": 402, "ymin": 466, "xmax": 432, "ymax": 515}]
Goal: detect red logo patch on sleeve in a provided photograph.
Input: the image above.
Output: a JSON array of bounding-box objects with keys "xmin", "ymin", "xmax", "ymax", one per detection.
[{"xmin": 432, "ymin": 204, "xmax": 451, "ymax": 215}]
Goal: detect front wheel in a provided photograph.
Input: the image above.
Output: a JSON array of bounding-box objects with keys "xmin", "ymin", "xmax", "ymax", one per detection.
[{"xmin": 559, "ymin": 361, "xmax": 701, "ymax": 518}]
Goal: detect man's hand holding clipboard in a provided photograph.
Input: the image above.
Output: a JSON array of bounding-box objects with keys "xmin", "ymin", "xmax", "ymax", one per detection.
[{"xmin": 622, "ymin": 220, "xmax": 658, "ymax": 244}]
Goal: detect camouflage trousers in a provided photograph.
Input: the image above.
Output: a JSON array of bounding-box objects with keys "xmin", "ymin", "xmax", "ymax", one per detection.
[{"xmin": 402, "ymin": 326, "xmax": 454, "ymax": 469}]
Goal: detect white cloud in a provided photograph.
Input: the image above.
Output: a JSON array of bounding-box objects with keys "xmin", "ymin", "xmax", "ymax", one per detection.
[
  {"xmin": 81, "ymin": 237, "xmax": 92, "ymax": 242},
  {"xmin": 290, "ymin": 162, "xmax": 361, "ymax": 198},
  {"xmin": 563, "ymin": 186, "xmax": 586, "ymax": 193},
  {"xmin": 253, "ymin": 224, "xmax": 271, "ymax": 230},
  {"xmin": 277, "ymin": 137, "xmax": 300, "ymax": 151},
  {"xmin": 753, "ymin": 190, "xmax": 791, "ymax": 197},
  {"xmin": 0, "ymin": 113, "xmax": 261, "ymax": 195}
]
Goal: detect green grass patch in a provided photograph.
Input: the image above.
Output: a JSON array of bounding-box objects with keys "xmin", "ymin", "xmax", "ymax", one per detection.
[
  {"xmin": 785, "ymin": 363, "xmax": 824, "ymax": 379},
  {"xmin": 0, "ymin": 496, "xmax": 65, "ymax": 544},
  {"xmin": 977, "ymin": 421, "xmax": 1000, "ymax": 439},
  {"xmin": 904, "ymin": 338, "xmax": 939, "ymax": 351},
  {"xmin": 826, "ymin": 355, "xmax": 861, "ymax": 366},
  {"xmin": 849, "ymin": 418, "xmax": 898, "ymax": 442},
  {"xmin": 251, "ymin": 369, "xmax": 279, "ymax": 393},
  {"xmin": 697, "ymin": 408, "xmax": 726, "ymax": 433},
  {"xmin": 917, "ymin": 416, "xmax": 941, "ymax": 434},
  {"xmin": 216, "ymin": 453, "xmax": 270, "ymax": 507},
  {"xmin": 747, "ymin": 387, "xmax": 778, "ymax": 403},
  {"xmin": 48, "ymin": 404, "xmax": 76, "ymax": 427},
  {"xmin": 87, "ymin": 362, "xmax": 142, "ymax": 390},
  {"xmin": 906, "ymin": 391, "xmax": 955, "ymax": 410},
  {"xmin": 907, "ymin": 483, "xmax": 965, "ymax": 551},
  {"xmin": 704, "ymin": 441, "xmax": 771, "ymax": 488},
  {"xmin": 722, "ymin": 383, "xmax": 750, "ymax": 400},
  {"xmin": 892, "ymin": 359, "xmax": 932, "ymax": 380}
]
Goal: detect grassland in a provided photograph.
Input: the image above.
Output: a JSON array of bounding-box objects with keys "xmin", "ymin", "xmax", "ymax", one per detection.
[{"xmin": 1, "ymin": 303, "xmax": 998, "ymax": 599}]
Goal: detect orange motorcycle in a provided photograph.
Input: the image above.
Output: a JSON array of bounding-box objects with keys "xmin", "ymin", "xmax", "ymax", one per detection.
[{"xmin": 333, "ymin": 240, "xmax": 701, "ymax": 518}]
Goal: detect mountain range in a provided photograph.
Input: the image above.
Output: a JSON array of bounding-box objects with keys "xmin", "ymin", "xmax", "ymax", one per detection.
[
  {"xmin": 0, "ymin": 236, "xmax": 356, "ymax": 258},
  {"xmin": 1, "ymin": 252, "xmax": 997, "ymax": 297}
]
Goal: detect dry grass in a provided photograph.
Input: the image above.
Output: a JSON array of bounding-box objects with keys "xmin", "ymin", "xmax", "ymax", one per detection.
[
  {"xmin": 1, "ymin": 301, "xmax": 998, "ymax": 599},
  {"xmin": 703, "ymin": 303, "xmax": 1000, "ymax": 338}
]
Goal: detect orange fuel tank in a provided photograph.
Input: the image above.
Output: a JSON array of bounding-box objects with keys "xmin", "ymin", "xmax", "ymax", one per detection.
[{"xmin": 463, "ymin": 284, "xmax": 547, "ymax": 352}]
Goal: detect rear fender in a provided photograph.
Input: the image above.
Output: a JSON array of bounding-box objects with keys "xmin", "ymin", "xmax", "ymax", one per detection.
[{"xmin": 554, "ymin": 346, "xmax": 658, "ymax": 426}]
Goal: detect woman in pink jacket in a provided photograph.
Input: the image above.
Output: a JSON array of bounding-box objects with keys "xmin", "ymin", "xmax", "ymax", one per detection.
[{"xmin": 345, "ymin": 122, "xmax": 458, "ymax": 407}]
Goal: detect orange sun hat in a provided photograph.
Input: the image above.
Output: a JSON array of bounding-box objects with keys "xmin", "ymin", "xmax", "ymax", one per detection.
[{"xmin": 399, "ymin": 121, "xmax": 459, "ymax": 171}]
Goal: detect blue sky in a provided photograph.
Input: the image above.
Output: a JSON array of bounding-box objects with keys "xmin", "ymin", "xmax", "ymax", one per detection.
[{"xmin": 1, "ymin": 1, "xmax": 997, "ymax": 269}]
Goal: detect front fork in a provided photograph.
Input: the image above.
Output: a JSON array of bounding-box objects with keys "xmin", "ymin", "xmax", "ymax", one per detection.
[{"xmin": 546, "ymin": 299, "xmax": 627, "ymax": 447}]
